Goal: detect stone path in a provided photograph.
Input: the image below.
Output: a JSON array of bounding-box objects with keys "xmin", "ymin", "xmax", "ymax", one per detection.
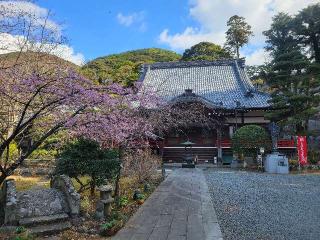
[{"xmin": 113, "ymin": 168, "xmax": 223, "ymax": 240}]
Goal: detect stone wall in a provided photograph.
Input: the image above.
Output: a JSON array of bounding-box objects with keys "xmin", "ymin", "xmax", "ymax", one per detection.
[
  {"xmin": 16, "ymin": 159, "xmax": 54, "ymax": 177},
  {"xmin": 51, "ymin": 175, "xmax": 80, "ymax": 216},
  {"xmin": 1, "ymin": 179, "xmax": 18, "ymax": 225},
  {"xmin": 1, "ymin": 175, "xmax": 80, "ymax": 225}
]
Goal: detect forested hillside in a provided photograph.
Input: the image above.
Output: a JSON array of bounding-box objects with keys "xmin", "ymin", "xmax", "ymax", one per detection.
[
  {"xmin": 81, "ymin": 48, "xmax": 181, "ymax": 86},
  {"xmin": 0, "ymin": 51, "xmax": 79, "ymax": 71}
]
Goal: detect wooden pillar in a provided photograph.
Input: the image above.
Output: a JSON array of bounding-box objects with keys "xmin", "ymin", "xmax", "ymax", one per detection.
[
  {"xmin": 217, "ymin": 128, "xmax": 222, "ymax": 163},
  {"xmin": 229, "ymin": 125, "xmax": 234, "ymax": 138},
  {"xmin": 160, "ymin": 141, "xmax": 165, "ymax": 179}
]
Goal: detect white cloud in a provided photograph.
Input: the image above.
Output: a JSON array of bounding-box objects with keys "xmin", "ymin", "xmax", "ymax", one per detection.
[
  {"xmin": 0, "ymin": 1, "xmax": 61, "ymax": 34},
  {"xmin": 0, "ymin": 33, "xmax": 85, "ymax": 66},
  {"xmin": 117, "ymin": 13, "xmax": 135, "ymax": 27},
  {"xmin": 159, "ymin": 0, "xmax": 318, "ymax": 64},
  {"xmin": 0, "ymin": 1, "xmax": 85, "ymax": 65},
  {"xmin": 52, "ymin": 44, "xmax": 85, "ymax": 66},
  {"xmin": 244, "ymin": 48, "xmax": 271, "ymax": 66},
  {"xmin": 116, "ymin": 11, "xmax": 147, "ymax": 31},
  {"xmin": 159, "ymin": 28, "xmax": 225, "ymax": 50}
]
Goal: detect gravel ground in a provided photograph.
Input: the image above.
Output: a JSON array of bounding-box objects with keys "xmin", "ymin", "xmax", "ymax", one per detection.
[{"xmin": 204, "ymin": 169, "xmax": 320, "ymax": 240}]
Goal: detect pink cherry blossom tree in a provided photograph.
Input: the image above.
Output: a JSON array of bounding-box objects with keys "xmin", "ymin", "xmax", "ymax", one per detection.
[
  {"xmin": 0, "ymin": 1, "xmax": 160, "ymax": 185},
  {"xmin": 0, "ymin": 67, "xmax": 158, "ymax": 185}
]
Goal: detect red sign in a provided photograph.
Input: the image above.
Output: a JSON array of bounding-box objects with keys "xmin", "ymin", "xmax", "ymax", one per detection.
[{"xmin": 297, "ymin": 136, "xmax": 308, "ymax": 165}]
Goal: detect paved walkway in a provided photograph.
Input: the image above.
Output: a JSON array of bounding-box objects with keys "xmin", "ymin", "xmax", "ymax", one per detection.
[{"xmin": 113, "ymin": 168, "xmax": 223, "ymax": 240}]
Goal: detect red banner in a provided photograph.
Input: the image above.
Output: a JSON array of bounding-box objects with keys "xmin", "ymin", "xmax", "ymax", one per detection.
[{"xmin": 297, "ymin": 136, "xmax": 308, "ymax": 165}]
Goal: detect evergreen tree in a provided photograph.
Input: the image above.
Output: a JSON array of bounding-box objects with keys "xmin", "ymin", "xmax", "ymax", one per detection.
[
  {"xmin": 224, "ymin": 15, "xmax": 253, "ymax": 58},
  {"xmin": 264, "ymin": 13, "xmax": 319, "ymax": 135},
  {"xmin": 181, "ymin": 42, "xmax": 231, "ymax": 61},
  {"xmin": 294, "ymin": 4, "xmax": 320, "ymax": 123},
  {"xmin": 294, "ymin": 3, "xmax": 320, "ymax": 63},
  {"xmin": 246, "ymin": 65, "xmax": 270, "ymax": 92}
]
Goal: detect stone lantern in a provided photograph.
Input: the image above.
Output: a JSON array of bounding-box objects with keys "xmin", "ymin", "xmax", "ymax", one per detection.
[
  {"xmin": 95, "ymin": 185, "xmax": 114, "ymax": 220},
  {"xmin": 181, "ymin": 140, "xmax": 195, "ymax": 168}
]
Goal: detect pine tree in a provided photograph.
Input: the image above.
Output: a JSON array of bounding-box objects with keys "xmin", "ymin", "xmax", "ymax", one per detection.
[
  {"xmin": 264, "ymin": 12, "xmax": 320, "ymax": 135},
  {"xmin": 294, "ymin": 3, "xmax": 320, "ymax": 63}
]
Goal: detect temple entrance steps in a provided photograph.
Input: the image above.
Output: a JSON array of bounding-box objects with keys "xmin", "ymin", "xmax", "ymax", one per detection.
[
  {"xmin": 19, "ymin": 213, "xmax": 71, "ymax": 236},
  {"xmin": 162, "ymin": 147, "xmax": 217, "ymax": 163}
]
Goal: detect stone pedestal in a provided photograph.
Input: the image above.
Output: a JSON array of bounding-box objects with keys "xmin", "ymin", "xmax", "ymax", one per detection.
[
  {"xmin": 95, "ymin": 185, "xmax": 114, "ymax": 220},
  {"xmin": 182, "ymin": 152, "xmax": 195, "ymax": 168},
  {"xmin": 231, "ymin": 159, "xmax": 240, "ymax": 168},
  {"xmin": 182, "ymin": 163, "xmax": 195, "ymax": 168}
]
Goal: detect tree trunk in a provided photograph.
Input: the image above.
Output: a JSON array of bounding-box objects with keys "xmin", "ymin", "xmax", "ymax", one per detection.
[
  {"xmin": 311, "ymin": 34, "xmax": 320, "ymax": 63},
  {"xmin": 90, "ymin": 177, "xmax": 96, "ymax": 197},
  {"xmin": 114, "ymin": 146, "xmax": 123, "ymax": 207},
  {"xmin": 0, "ymin": 173, "xmax": 7, "ymax": 186},
  {"xmin": 114, "ymin": 169, "xmax": 121, "ymax": 207},
  {"xmin": 236, "ymin": 46, "xmax": 240, "ymax": 59}
]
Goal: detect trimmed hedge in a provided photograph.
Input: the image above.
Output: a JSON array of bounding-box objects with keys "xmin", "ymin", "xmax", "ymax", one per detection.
[{"xmin": 232, "ymin": 125, "xmax": 271, "ymax": 159}]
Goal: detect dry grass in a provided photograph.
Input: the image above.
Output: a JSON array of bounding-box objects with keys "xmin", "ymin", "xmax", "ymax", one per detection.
[{"xmin": 7, "ymin": 175, "xmax": 49, "ymax": 191}]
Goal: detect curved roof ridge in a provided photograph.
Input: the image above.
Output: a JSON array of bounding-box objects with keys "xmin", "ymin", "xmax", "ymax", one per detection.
[
  {"xmin": 169, "ymin": 90, "xmax": 225, "ymax": 109},
  {"xmin": 142, "ymin": 58, "xmax": 246, "ymax": 70},
  {"xmin": 139, "ymin": 58, "xmax": 271, "ymax": 110}
]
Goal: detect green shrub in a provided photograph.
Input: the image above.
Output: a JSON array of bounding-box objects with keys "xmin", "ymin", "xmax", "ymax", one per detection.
[
  {"xmin": 119, "ymin": 196, "xmax": 129, "ymax": 207},
  {"xmin": 29, "ymin": 148, "xmax": 57, "ymax": 159},
  {"xmin": 232, "ymin": 125, "xmax": 271, "ymax": 159},
  {"xmin": 55, "ymin": 138, "xmax": 120, "ymax": 195},
  {"xmin": 100, "ymin": 211, "xmax": 127, "ymax": 236},
  {"xmin": 101, "ymin": 219, "xmax": 118, "ymax": 230},
  {"xmin": 10, "ymin": 227, "xmax": 34, "ymax": 240},
  {"xmin": 133, "ymin": 190, "xmax": 145, "ymax": 200},
  {"xmin": 2, "ymin": 141, "xmax": 19, "ymax": 163},
  {"xmin": 289, "ymin": 159, "xmax": 299, "ymax": 169},
  {"xmin": 15, "ymin": 227, "xmax": 26, "ymax": 234},
  {"xmin": 308, "ymin": 151, "xmax": 319, "ymax": 164}
]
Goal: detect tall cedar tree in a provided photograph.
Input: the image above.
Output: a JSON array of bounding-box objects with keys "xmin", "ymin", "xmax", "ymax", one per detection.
[
  {"xmin": 225, "ymin": 15, "xmax": 253, "ymax": 58},
  {"xmin": 264, "ymin": 12, "xmax": 320, "ymax": 135}
]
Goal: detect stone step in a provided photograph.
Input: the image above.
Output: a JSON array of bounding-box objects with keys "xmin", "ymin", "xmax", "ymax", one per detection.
[
  {"xmin": 19, "ymin": 213, "xmax": 69, "ymax": 227},
  {"xmin": 27, "ymin": 220, "xmax": 71, "ymax": 236}
]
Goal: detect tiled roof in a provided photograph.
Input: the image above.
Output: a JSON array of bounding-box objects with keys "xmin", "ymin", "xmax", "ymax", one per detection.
[{"xmin": 139, "ymin": 59, "xmax": 271, "ymax": 110}]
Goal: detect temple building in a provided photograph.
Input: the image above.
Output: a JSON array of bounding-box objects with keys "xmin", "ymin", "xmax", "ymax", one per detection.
[{"xmin": 139, "ymin": 59, "xmax": 296, "ymax": 164}]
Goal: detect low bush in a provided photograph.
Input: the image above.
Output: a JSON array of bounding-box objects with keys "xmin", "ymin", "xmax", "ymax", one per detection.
[
  {"xmin": 122, "ymin": 149, "xmax": 161, "ymax": 183},
  {"xmin": 119, "ymin": 196, "xmax": 129, "ymax": 207},
  {"xmin": 232, "ymin": 125, "xmax": 271, "ymax": 160},
  {"xmin": 5, "ymin": 227, "xmax": 35, "ymax": 240},
  {"xmin": 308, "ymin": 150, "xmax": 320, "ymax": 165},
  {"xmin": 55, "ymin": 138, "xmax": 120, "ymax": 196},
  {"xmin": 100, "ymin": 211, "xmax": 127, "ymax": 236},
  {"xmin": 289, "ymin": 159, "xmax": 299, "ymax": 170}
]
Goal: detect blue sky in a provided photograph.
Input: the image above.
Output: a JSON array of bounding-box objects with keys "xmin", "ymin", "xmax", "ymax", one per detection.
[
  {"xmin": 38, "ymin": 0, "xmax": 194, "ymax": 61},
  {"xmin": 1, "ymin": 0, "xmax": 318, "ymax": 65}
]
